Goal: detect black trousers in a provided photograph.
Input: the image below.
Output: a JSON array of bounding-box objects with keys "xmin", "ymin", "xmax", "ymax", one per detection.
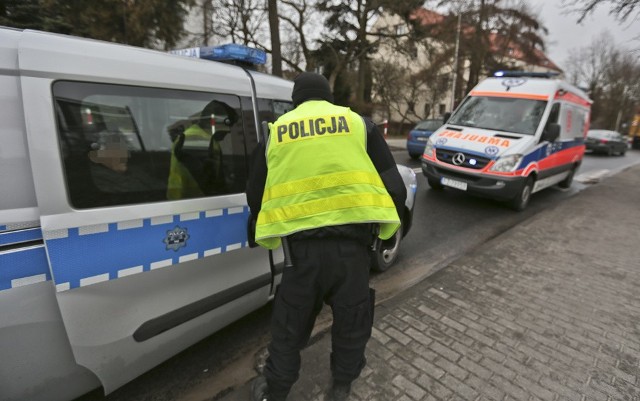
[{"xmin": 263, "ymin": 237, "xmax": 375, "ymax": 401}]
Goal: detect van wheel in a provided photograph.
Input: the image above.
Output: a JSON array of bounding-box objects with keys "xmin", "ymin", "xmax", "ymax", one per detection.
[
  {"xmin": 509, "ymin": 176, "xmax": 534, "ymax": 211},
  {"xmin": 370, "ymin": 224, "xmax": 402, "ymax": 272},
  {"xmin": 428, "ymin": 178, "xmax": 444, "ymax": 190},
  {"xmin": 558, "ymin": 167, "xmax": 575, "ymax": 189}
]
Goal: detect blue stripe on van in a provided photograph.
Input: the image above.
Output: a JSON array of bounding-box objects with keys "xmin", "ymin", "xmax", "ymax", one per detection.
[
  {"xmin": 519, "ymin": 138, "xmax": 584, "ymax": 168},
  {"xmin": 45, "ymin": 207, "xmax": 250, "ymax": 291},
  {"xmin": 0, "ymin": 245, "xmax": 51, "ymax": 291},
  {"xmin": 0, "ymin": 227, "xmax": 43, "ymax": 246}
]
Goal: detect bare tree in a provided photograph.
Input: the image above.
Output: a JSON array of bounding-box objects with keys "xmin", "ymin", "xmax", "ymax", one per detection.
[
  {"xmin": 277, "ymin": 0, "xmax": 321, "ymax": 72},
  {"xmin": 565, "ymin": 31, "xmax": 640, "ymax": 130},
  {"xmin": 430, "ymin": 0, "xmax": 549, "ymax": 93},
  {"xmin": 565, "ymin": 31, "xmax": 612, "ymax": 91},
  {"xmin": 314, "ymin": 0, "xmax": 424, "ymax": 110},
  {"xmin": 560, "ymin": 0, "xmax": 640, "ymax": 23},
  {"xmin": 207, "ymin": 0, "xmax": 267, "ymax": 46}
]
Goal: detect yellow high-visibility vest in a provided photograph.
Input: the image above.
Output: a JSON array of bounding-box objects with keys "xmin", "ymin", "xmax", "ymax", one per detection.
[
  {"xmin": 167, "ymin": 124, "xmax": 222, "ymax": 200},
  {"xmin": 255, "ymin": 100, "xmax": 400, "ymax": 249}
]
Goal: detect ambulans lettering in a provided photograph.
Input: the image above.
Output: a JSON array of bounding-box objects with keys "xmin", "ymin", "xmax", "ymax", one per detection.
[
  {"xmin": 275, "ymin": 115, "xmax": 350, "ymax": 144},
  {"xmin": 440, "ymin": 130, "xmax": 510, "ymax": 147}
]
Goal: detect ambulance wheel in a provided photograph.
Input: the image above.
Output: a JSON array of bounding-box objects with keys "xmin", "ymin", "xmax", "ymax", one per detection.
[
  {"xmin": 509, "ymin": 176, "xmax": 534, "ymax": 211},
  {"xmin": 558, "ymin": 167, "xmax": 575, "ymax": 189},
  {"xmin": 428, "ymin": 178, "xmax": 444, "ymax": 190},
  {"xmin": 370, "ymin": 224, "xmax": 402, "ymax": 272}
]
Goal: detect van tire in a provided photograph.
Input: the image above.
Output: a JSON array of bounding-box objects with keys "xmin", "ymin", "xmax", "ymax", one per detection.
[
  {"xmin": 558, "ymin": 167, "xmax": 575, "ymax": 189},
  {"xmin": 428, "ymin": 178, "xmax": 444, "ymax": 190},
  {"xmin": 509, "ymin": 176, "xmax": 534, "ymax": 211}
]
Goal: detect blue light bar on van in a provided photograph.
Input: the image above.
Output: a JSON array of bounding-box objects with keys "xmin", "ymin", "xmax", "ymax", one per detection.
[
  {"xmin": 169, "ymin": 44, "xmax": 267, "ymax": 65},
  {"xmin": 493, "ymin": 71, "xmax": 560, "ymax": 79}
]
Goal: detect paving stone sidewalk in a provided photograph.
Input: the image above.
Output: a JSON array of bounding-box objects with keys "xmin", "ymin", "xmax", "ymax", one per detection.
[{"xmin": 222, "ymin": 164, "xmax": 640, "ymax": 401}]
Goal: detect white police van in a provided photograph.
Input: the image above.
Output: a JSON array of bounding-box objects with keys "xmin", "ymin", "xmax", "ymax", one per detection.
[
  {"xmin": 0, "ymin": 27, "xmax": 416, "ymax": 400},
  {"xmin": 421, "ymin": 71, "xmax": 592, "ymax": 210}
]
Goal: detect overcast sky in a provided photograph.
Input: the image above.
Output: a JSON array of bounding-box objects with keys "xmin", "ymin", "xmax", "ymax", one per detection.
[{"xmin": 535, "ymin": 1, "xmax": 639, "ymax": 70}]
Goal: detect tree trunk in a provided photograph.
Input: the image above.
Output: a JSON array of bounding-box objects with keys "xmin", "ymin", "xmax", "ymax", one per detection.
[
  {"xmin": 355, "ymin": 0, "xmax": 367, "ymax": 105},
  {"xmin": 465, "ymin": 0, "xmax": 486, "ymax": 93},
  {"xmin": 203, "ymin": 0, "xmax": 210, "ymax": 45},
  {"xmin": 268, "ymin": 0, "xmax": 282, "ymax": 77}
]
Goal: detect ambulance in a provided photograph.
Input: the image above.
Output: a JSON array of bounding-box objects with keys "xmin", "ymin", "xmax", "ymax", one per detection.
[
  {"xmin": 421, "ymin": 71, "xmax": 592, "ymax": 210},
  {"xmin": 0, "ymin": 27, "xmax": 416, "ymax": 400}
]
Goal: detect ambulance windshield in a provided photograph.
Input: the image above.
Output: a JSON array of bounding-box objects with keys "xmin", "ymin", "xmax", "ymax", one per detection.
[{"xmin": 448, "ymin": 96, "xmax": 547, "ymax": 135}]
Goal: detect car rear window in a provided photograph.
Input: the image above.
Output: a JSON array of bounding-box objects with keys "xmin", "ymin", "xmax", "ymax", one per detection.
[
  {"xmin": 414, "ymin": 120, "xmax": 442, "ymax": 131},
  {"xmin": 588, "ymin": 130, "xmax": 616, "ymax": 140}
]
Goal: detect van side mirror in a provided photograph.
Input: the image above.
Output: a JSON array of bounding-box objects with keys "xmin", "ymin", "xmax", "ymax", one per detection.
[
  {"xmin": 542, "ymin": 123, "xmax": 560, "ymax": 142},
  {"xmin": 443, "ymin": 112, "xmax": 451, "ymax": 124}
]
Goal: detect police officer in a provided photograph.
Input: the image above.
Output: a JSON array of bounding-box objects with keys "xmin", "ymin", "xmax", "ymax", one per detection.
[
  {"xmin": 167, "ymin": 100, "xmax": 236, "ymax": 199},
  {"xmin": 246, "ymin": 72, "xmax": 406, "ymax": 401}
]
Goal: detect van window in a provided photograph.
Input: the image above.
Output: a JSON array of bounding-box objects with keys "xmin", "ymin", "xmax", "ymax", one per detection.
[
  {"xmin": 560, "ymin": 104, "xmax": 587, "ymax": 140},
  {"xmin": 449, "ymin": 96, "xmax": 547, "ymax": 135},
  {"xmin": 53, "ymin": 81, "xmax": 247, "ymax": 208},
  {"xmin": 273, "ymin": 100, "xmax": 294, "ymax": 118}
]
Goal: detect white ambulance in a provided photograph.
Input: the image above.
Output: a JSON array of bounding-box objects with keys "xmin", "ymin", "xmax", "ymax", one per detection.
[
  {"xmin": 421, "ymin": 71, "xmax": 592, "ymax": 210},
  {"xmin": 0, "ymin": 27, "xmax": 416, "ymax": 400}
]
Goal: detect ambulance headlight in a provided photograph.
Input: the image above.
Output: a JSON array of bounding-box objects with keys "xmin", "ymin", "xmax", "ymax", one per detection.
[
  {"xmin": 490, "ymin": 154, "xmax": 523, "ymax": 172},
  {"xmin": 423, "ymin": 138, "xmax": 435, "ymax": 157}
]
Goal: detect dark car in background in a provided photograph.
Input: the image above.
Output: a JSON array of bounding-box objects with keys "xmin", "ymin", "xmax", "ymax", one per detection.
[
  {"xmin": 407, "ymin": 119, "xmax": 443, "ymax": 159},
  {"xmin": 585, "ymin": 129, "xmax": 627, "ymax": 156}
]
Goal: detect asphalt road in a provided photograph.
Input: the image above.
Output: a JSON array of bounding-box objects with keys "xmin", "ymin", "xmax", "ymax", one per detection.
[{"xmin": 75, "ymin": 141, "xmax": 640, "ymax": 401}]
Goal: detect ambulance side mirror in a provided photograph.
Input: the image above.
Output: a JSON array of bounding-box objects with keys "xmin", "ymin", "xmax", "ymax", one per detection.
[
  {"xmin": 443, "ymin": 112, "xmax": 451, "ymax": 124},
  {"xmin": 542, "ymin": 123, "xmax": 560, "ymax": 142}
]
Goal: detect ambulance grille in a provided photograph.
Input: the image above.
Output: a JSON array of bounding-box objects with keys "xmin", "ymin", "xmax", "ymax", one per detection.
[{"xmin": 436, "ymin": 149, "xmax": 491, "ymax": 169}]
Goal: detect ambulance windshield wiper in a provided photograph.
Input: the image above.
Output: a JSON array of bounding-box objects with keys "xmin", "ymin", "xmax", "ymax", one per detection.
[{"xmin": 448, "ymin": 120, "xmax": 476, "ymax": 128}]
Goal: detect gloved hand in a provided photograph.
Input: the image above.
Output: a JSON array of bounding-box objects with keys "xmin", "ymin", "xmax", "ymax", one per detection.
[{"xmin": 247, "ymin": 213, "xmax": 258, "ymax": 248}]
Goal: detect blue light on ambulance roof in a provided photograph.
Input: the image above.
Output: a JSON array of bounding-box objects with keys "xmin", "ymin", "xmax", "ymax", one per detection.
[
  {"xmin": 169, "ymin": 44, "xmax": 267, "ymax": 65},
  {"xmin": 493, "ymin": 70, "xmax": 560, "ymax": 79}
]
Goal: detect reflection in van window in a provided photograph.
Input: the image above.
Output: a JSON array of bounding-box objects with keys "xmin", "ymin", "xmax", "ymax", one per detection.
[
  {"xmin": 448, "ymin": 96, "xmax": 547, "ymax": 135},
  {"xmin": 53, "ymin": 81, "xmax": 246, "ymax": 209},
  {"xmin": 273, "ymin": 100, "xmax": 294, "ymax": 118}
]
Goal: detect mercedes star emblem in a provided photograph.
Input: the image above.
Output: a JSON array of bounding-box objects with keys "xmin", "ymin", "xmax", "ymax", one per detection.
[{"xmin": 452, "ymin": 152, "xmax": 466, "ymax": 166}]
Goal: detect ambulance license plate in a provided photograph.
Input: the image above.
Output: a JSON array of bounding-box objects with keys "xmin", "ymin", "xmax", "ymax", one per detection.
[{"xmin": 441, "ymin": 177, "xmax": 467, "ymax": 191}]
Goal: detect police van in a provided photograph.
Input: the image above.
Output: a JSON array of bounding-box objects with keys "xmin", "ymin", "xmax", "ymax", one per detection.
[
  {"xmin": 0, "ymin": 27, "xmax": 416, "ymax": 400},
  {"xmin": 421, "ymin": 71, "xmax": 592, "ymax": 210}
]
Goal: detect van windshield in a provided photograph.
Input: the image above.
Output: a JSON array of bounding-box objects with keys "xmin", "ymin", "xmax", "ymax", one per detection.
[{"xmin": 448, "ymin": 96, "xmax": 547, "ymax": 135}]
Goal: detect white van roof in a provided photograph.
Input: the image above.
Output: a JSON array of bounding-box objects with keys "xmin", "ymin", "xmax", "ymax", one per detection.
[
  {"xmin": 13, "ymin": 28, "xmax": 292, "ymax": 101},
  {"xmin": 471, "ymin": 76, "xmax": 592, "ymax": 105}
]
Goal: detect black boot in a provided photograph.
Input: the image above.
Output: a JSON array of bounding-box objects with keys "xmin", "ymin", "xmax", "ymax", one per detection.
[
  {"xmin": 251, "ymin": 375, "xmax": 270, "ymax": 401},
  {"xmin": 329, "ymin": 380, "xmax": 351, "ymax": 401}
]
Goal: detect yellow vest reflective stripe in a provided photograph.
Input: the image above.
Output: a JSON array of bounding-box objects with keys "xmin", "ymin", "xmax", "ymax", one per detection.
[
  {"xmin": 259, "ymin": 193, "xmax": 396, "ymax": 224},
  {"xmin": 262, "ymin": 171, "xmax": 385, "ymax": 202},
  {"xmin": 255, "ymin": 100, "xmax": 400, "ymax": 250}
]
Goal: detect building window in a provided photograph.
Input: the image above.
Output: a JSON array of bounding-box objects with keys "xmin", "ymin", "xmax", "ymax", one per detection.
[
  {"xmin": 395, "ymin": 24, "xmax": 407, "ymax": 35},
  {"xmin": 439, "ymin": 103, "xmax": 446, "ymax": 116}
]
